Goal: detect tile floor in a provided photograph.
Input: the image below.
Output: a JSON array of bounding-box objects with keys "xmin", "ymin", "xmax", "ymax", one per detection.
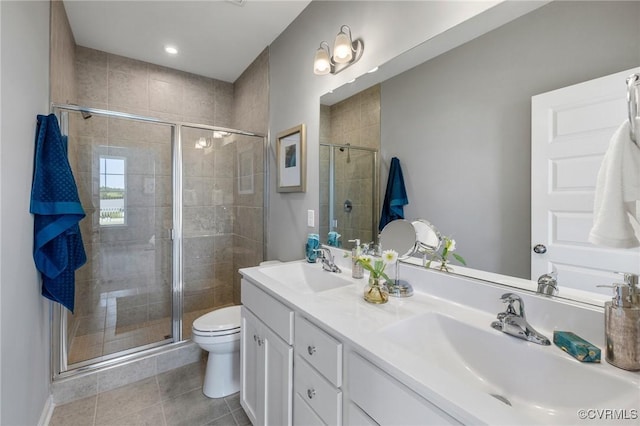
[
  {"xmin": 50, "ymin": 360, "xmax": 250, "ymax": 426},
  {"xmin": 68, "ymin": 306, "xmax": 211, "ymax": 366}
]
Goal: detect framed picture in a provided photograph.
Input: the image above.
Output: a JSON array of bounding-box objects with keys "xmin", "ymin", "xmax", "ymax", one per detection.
[{"xmin": 276, "ymin": 124, "xmax": 306, "ymax": 192}]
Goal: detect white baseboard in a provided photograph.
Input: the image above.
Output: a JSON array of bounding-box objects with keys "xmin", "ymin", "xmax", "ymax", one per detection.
[{"xmin": 37, "ymin": 395, "xmax": 54, "ymax": 426}]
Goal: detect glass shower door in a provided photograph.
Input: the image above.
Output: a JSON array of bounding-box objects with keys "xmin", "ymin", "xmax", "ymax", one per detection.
[
  {"xmin": 64, "ymin": 110, "xmax": 175, "ymax": 367},
  {"xmin": 319, "ymin": 144, "xmax": 379, "ymax": 248}
]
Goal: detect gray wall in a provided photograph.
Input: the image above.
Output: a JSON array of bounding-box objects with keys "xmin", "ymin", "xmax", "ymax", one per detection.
[
  {"xmin": 0, "ymin": 1, "xmax": 51, "ymax": 424},
  {"xmin": 268, "ymin": 0, "xmax": 514, "ymax": 261},
  {"xmin": 382, "ymin": 1, "xmax": 640, "ymax": 278}
]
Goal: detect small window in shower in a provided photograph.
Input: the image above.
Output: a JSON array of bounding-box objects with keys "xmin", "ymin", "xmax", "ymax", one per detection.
[{"xmin": 99, "ymin": 156, "xmax": 126, "ymax": 226}]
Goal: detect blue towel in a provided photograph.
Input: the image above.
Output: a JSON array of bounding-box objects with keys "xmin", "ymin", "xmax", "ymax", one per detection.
[
  {"xmin": 379, "ymin": 157, "xmax": 409, "ymax": 231},
  {"xmin": 30, "ymin": 114, "xmax": 86, "ymax": 312}
]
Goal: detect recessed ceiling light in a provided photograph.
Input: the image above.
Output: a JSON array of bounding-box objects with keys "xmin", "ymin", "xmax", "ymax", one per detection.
[{"xmin": 164, "ymin": 45, "xmax": 178, "ymax": 55}]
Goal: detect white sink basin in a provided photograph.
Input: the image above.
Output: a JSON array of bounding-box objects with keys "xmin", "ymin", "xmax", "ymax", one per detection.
[
  {"xmin": 381, "ymin": 312, "xmax": 638, "ymax": 423},
  {"xmin": 259, "ymin": 262, "xmax": 353, "ymax": 293}
]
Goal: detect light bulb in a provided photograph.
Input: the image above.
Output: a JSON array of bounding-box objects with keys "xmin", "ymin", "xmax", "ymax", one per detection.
[
  {"xmin": 333, "ymin": 31, "xmax": 352, "ymax": 64},
  {"xmin": 314, "ymin": 46, "xmax": 331, "ymax": 75}
]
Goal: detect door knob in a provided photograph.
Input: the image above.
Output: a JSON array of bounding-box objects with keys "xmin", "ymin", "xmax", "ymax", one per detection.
[
  {"xmin": 307, "ymin": 388, "xmax": 316, "ymax": 399},
  {"xmin": 307, "ymin": 345, "xmax": 316, "ymax": 355},
  {"xmin": 533, "ymin": 244, "xmax": 547, "ymax": 254}
]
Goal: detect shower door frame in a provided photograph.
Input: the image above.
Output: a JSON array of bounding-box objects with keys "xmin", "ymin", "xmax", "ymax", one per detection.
[
  {"xmin": 51, "ymin": 103, "xmax": 267, "ymax": 379},
  {"xmin": 320, "ymin": 142, "xmax": 380, "ymax": 245}
]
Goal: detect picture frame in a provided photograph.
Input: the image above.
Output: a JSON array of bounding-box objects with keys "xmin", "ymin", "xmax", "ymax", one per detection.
[{"xmin": 276, "ymin": 124, "xmax": 306, "ymax": 192}]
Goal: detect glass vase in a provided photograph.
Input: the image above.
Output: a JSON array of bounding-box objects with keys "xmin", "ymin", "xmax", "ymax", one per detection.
[
  {"xmin": 363, "ymin": 276, "xmax": 389, "ymax": 304},
  {"xmin": 439, "ymin": 259, "xmax": 452, "ymax": 272}
]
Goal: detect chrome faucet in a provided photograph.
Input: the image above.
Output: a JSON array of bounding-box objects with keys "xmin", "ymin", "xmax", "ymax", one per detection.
[
  {"xmin": 314, "ymin": 248, "xmax": 342, "ymax": 273},
  {"xmin": 490, "ymin": 293, "xmax": 550, "ymax": 345},
  {"xmin": 537, "ymin": 272, "xmax": 558, "ymax": 296}
]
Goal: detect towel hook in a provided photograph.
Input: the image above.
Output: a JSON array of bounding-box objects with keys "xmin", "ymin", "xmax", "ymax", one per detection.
[{"xmin": 626, "ymin": 73, "xmax": 639, "ymax": 147}]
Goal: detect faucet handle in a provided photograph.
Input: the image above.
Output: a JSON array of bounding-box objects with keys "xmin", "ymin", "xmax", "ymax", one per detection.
[
  {"xmin": 499, "ymin": 293, "xmax": 520, "ymax": 303},
  {"xmin": 499, "ymin": 293, "xmax": 525, "ymax": 316}
]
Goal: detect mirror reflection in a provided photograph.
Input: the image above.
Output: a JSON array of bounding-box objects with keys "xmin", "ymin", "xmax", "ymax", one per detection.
[
  {"xmin": 319, "ymin": 1, "xmax": 640, "ymax": 305},
  {"xmin": 412, "ymin": 219, "xmax": 442, "ymax": 255},
  {"xmin": 379, "ymin": 219, "xmax": 417, "ymax": 259},
  {"xmin": 319, "ymin": 85, "xmax": 380, "ymax": 246}
]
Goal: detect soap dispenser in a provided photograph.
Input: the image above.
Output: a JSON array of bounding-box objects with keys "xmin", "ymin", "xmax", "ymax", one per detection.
[
  {"xmin": 602, "ymin": 273, "xmax": 640, "ymax": 371},
  {"xmin": 348, "ymin": 239, "xmax": 364, "ymax": 279}
]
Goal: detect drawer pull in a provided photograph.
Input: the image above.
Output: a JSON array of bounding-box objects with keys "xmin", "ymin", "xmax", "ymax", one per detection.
[
  {"xmin": 307, "ymin": 388, "xmax": 316, "ymax": 399},
  {"xmin": 307, "ymin": 345, "xmax": 316, "ymax": 355}
]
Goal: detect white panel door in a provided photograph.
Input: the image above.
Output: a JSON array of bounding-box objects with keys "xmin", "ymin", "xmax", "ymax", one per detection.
[{"xmin": 531, "ymin": 67, "xmax": 640, "ymax": 295}]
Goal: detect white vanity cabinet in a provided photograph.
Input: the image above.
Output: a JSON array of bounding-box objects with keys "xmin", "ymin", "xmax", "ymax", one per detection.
[
  {"xmin": 240, "ymin": 274, "xmax": 460, "ymax": 426},
  {"xmin": 240, "ymin": 279, "xmax": 294, "ymax": 426},
  {"xmin": 293, "ymin": 315, "xmax": 343, "ymax": 425},
  {"xmin": 347, "ymin": 352, "xmax": 461, "ymax": 425}
]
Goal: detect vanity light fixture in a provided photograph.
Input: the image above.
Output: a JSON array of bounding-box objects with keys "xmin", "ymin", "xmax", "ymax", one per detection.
[
  {"xmin": 313, "ymin": 25, "xmax": 364, "ymax": 75},
  {"xmin": 195, "ymin": 137, "xmax": 211, "ymax": 149}
]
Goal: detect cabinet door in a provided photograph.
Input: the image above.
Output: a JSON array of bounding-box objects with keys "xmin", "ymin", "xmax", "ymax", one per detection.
[
  {"xmin": 263, "ymin": 325, "xmax": 293, "ymax": 426},
  {"xmin": 241, "ymin": 308, "xmax": 263, "ymax": 425}
]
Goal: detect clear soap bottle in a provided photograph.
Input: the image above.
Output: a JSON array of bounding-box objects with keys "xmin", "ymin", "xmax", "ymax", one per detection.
[
  {"xmin": 349, "ymin": 239, "xmax": 364, "ymax": 279},
  {"xmin": 602, "ymin": 273, "xmax": 640, "ymax": 371}
]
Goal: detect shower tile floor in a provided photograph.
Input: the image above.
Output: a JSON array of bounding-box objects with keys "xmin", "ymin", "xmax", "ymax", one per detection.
[
  {"xmin": 50, "ymin": 360, "xmax": 250, "ymax": 426},
  {"xmin": 68, "ymin": 307, "xmax": 213, "ymax": 365}
]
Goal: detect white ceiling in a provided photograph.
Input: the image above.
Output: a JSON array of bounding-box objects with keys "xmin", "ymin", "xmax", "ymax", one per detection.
[{"xmin": 63, "ymin": 0, "xmax": 312, "ymax": 83}]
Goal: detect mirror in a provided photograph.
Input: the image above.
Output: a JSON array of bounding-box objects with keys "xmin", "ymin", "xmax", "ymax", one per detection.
[
  {"xmin": 379, "ymin": 219, "xmax": 417, "ymax": 259},
  {"xmin": 319, "ymin": 143, "xmax": 379, "ymax": 247},
  {"xmin": 379, "ymin": 219, "xmax": 419, "ymax": 297},
  {"xmin": 319, "ymin": 1, "xmax": 640, "ymax": 306},
  {"xmin": 412, "ymin": 219, "xmax": 442, "ymax": 255}
]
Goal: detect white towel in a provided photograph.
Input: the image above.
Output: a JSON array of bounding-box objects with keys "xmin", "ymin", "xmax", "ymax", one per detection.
[{"xmin": 589, "ymin": 121, "xmax": 640, "ymax": 248}]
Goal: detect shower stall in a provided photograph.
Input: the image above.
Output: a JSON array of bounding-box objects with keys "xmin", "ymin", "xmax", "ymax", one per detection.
[
  {"xmin": 52, "ymin": 104, "xmax": 266, "ymax": 376},
  {"xmin": 319, "ymin": 143, "xmax": 379, "ymax": 248}
]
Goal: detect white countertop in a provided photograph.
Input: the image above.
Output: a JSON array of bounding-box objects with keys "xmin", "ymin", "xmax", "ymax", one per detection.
[{"xmin": 240, "ymin": 258, "xmax": 639, "ymax": 425}]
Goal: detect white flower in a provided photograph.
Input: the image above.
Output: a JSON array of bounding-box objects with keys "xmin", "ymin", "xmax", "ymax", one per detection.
[
  {"xmin": 358, "ymin": 254, "xmax": 372, "ymax": 264},
  {"xmin": 382, "ymin": 249, "xmax": 398, "ymax": 265},
  {"xmin": 447, "ymin": 239, "xmax": 456, "ymax": 252}
]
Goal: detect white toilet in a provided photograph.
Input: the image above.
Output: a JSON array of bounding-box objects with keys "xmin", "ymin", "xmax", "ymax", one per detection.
[{"xmin": 192, "ymin": 305, "xmax": 242, "ymax": 398}]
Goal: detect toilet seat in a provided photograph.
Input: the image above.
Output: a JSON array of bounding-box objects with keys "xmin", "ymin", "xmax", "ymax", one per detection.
[{"xmin": 192, "ymin": 305, "xmax": 241, "ymax": 337}]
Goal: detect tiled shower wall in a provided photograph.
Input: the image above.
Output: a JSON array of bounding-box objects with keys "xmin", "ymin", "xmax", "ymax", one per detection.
[
  {"xmin": 48, "ymin": 0, "xmax": 267, "ymax": 397},
  {"xmin": 230, "ymin": 49, "xmax": 268, "ymax": 304},
  {"xmin": 319, "ymin": 85, "xmax": 380, "ymax": 246},
  {"xmin": 50, "ymin": 0, "xmax": 267, "ymax": 366},
  {"xmin": 74, "ymin": 46, "xmax": 238, "ymax": 344}
]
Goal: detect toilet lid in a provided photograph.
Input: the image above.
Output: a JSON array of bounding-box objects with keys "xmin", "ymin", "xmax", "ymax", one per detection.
[{"xmin": 193, "ymin": 305, "xmax": 242, "ymax": 332}]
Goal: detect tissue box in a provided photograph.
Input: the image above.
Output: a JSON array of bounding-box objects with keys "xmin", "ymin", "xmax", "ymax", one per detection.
[{"xmin": 553, "ymin": 331, "xmax": 601, "ymax": 363}]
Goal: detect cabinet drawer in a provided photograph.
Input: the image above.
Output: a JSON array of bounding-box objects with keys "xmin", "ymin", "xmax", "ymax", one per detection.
[
  {"xmin": 294, "ymin": 393, "xmax": 325, "ymax": 426},
  {"xmin": 347, "ymin": 402, "xmax": 378, "ymax": 426},
  {"xmin": 348, "ymin": 352, "xmax": 460, "ymax": 425},
  {"xmin": 242, "ymin": 278, "xmax": 294, "ymax": 344},
  {"xmin": 294, "ymin": 355, "xmax": 342, "ymax": 426},
  {"xmin": 295, "ymin": 315, "xmax": 342, "ymax": 387}
]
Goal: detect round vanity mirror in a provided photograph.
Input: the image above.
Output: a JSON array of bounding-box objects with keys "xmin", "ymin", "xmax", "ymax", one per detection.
[
  {"xmin": 379, "ymin": 219, "xmax": 417, "ymax": 298},
  {"xmin": 379, "ymin": 219, "xmax": 417, "ymax": 259},
  {"xmin": 412, "ymin": 219, "xmax": 442, "ymax": 254}
]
